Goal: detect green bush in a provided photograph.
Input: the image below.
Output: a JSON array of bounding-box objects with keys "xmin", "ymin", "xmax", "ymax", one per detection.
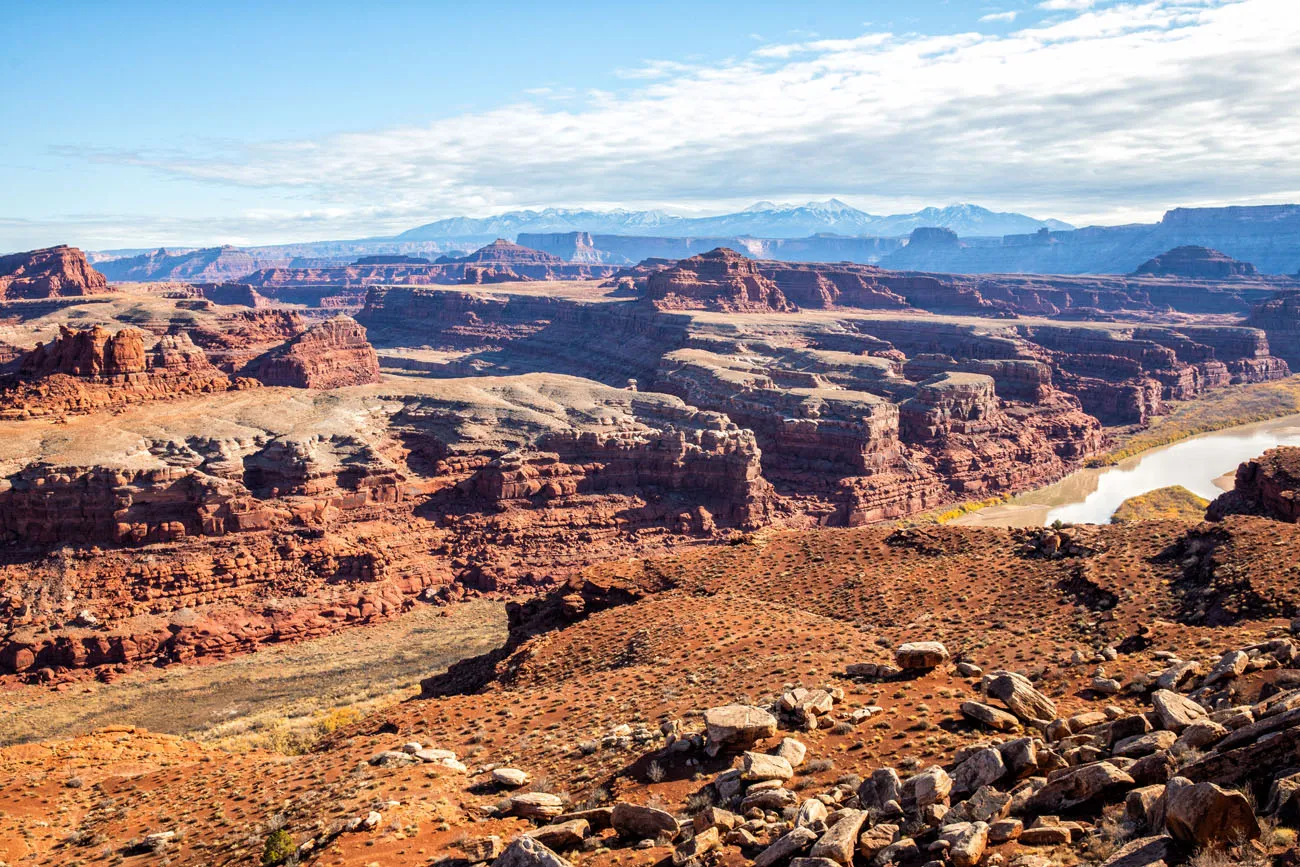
[{"xmin": 261, "ymin": 829, "xmax": 295, "ymax": 866}]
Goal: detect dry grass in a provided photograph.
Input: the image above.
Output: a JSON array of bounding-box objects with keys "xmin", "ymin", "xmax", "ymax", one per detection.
[
  {"xmin": 0, "ymin": 599, "xmax": 506, "ymax": 750},
  {"xmin": 1093, "ymin": 375, "xmax": 1300, "ymax": 466},
  {"xmin": 1111, "ymin": 485, "xmax": 1210, "ymax": 523}
]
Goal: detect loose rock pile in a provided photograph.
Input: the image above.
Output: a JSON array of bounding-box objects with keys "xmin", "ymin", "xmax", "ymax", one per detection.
[{"xmin": 458, "ymin": 636, "xmax": 1300, "ymax": 867}]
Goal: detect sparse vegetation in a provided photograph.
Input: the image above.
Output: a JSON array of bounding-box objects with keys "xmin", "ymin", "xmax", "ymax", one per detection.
[
  {"xmin": 1111, "ymin": 485, "xmax": 1211, "ymax": 523},
  {"xmin": 260, "ymin": 829, "xmax": 295, "ymax": 865},
  {"xmin": 1093, "ymin": 375, "xmax": 1300, "ymax": 466}
]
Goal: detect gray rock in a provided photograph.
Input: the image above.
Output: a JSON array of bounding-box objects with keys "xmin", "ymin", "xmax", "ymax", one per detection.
[
  {"xmin": 775, "ymin": 737, "xmax": 807, "ymax": 768},
  {"xmin": 986, "ymin": 672, "xmax": 1056, "ymax": 724},
  {"xmin": 742, "ymin": 751, "xmax": 795, "ymax": 782},
  {"xmin": 901, "ymin": 766, "xmax": 952, "ymax": 811},
  {"xmin": 939, "ymin": 822, "xmax": 988, "ymax": 867},
  {"xmin": 493, "ymin": 768, "xmax": 530, "ymax": 787},
  {"xmin": 509, "ymin": 793, "xmax": 566, "ymax": 821},
  {"xmin": 491, "ymin": 836, "xmax": 573, "ymax": 867},
  {"xmin": 704, "ymin": 705, "xmax": 778, "ymax": 756},
  {"xmin": 1099, "ymin": 835, "xmax": 1172, "ymax": 867},
  {"xmin": 809, "ymin": 809, "xmax": 868, "ymax": 864},
  {"xmin": 524, "ymin": 820, "xmax": 588, "ymax": 850},
  {"xmin": 754, "ymin": 826, "xmax": 817, "ymax": 867},
  {"xmin": 1114, "ymin": 730, "xmax": 1178, "ymax": 758},
  {"xmin": 1151, "ymin": 690, "xmax": 1206, "ymax": 733},
  {"xmin": 952, "ymin": 747, "xmax": 1006, "ymax": 796},
  {"xmin": 960, "ymin": 701, "xmax": 1020, "ymax": 732}
]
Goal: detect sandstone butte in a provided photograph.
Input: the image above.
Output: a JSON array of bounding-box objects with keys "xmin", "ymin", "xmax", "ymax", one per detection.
[
  {"xmin": 0, "ymin": 243, "xmax": 1299, "ymax": 866},
  {"xmin": 0, "ymin": 244, "xmax": 110, "ymax": 298}
]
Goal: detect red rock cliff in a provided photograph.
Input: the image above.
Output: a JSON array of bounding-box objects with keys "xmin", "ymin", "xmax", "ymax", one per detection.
[
  {"xmin": 0, "ymin": 246, "xmax": 111, "ymax": 299},
  {"xmin": 252, "ymin": 316, "xmax": 381, "ymax": 389}
]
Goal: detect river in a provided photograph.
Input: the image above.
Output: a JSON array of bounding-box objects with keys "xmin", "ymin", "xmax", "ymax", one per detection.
[{"xmin": 953, "ymin": 413, "xmax": 1300, "ymax": 527}]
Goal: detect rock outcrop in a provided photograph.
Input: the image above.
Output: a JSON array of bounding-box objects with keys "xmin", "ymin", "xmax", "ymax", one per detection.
[
  {"xmin": 645, "ymin": 248, "xmax": 796, "ymax": 313},
  {"xmin": 1133, "ymin": 245, "xmax": 1259, "ymax": 278},
  {"xmin": 251, "ymin": 316, "xmax": 381, "ymax": 389},
  {"xmin": 0, "ymin": 325, "xmax": 231, "ymax": 418},
  {"xmin": 0, "ymin": 246, "xmax": 111, "ymax": 299},
  {"xmin": 1208, "ymin": 446, "xmax": 1300, "ymax": 523}
]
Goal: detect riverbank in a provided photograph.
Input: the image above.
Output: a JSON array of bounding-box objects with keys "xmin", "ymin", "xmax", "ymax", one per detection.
[
  {"xmin": 1092, "ymin": 374, "xmax": 1300, "ymax": 466},
  {"xmin": 953, "ymin": 411, "xmax": 1300, "ymax": 527}
]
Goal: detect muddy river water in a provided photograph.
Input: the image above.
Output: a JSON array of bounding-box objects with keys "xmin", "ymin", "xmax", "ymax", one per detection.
[{"xmin": 953, "ymin": 413, "xmax": 1300, "ymax": 527}]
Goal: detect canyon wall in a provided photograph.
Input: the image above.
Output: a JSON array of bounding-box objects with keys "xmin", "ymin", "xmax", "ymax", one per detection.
[{"xmin": 0, "ymin": 246, "xmax": 111, "ymax": 299}]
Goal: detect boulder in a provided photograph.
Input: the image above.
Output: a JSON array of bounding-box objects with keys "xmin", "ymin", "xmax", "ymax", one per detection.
[
  {"xmin": 1027, "ymin": 762, "xmax": 1134, "ymax": 812},
  {"xmin": 672, "ymin": 826, "xmax": 719, "ymax": 865},
  {"xmin": 1099, "ymin": 835, "xmax": 1172, "ymax": 867},
  {"xmin": 946, "ymin": 786, "xmax": 1012, "ymax": 825},
  {"xmin": 704, "ymin": 705, "xmax": 778, "ymax": 755},
  {"xmin": 509, "ymin": 793, "xmax": 566, "ymax": 820},
  {"xmin": 524, "ymin": 820, "xmax": 588, "ymax": 850},
  {"xmin": 858, "ymin": 767, "xmax": 902, "ymax": 812},
  {"xmin": 857, "ymin": 824, "xmax": 899, "ymax": 859},
  {"xmin": 986, "ymin": 672, "xmax": 1057, "ymax": 723},
  {"xmin": 960, "ymin": 701, "xmax": 1020, "ymax": 732},
  {"xmin": 460, "ymin": 836, "xmax": 505, "ymax": 863},
  {"xmin": 795, "ymin": 798, "xmax": 829, "ymax": 830},
  {"xmin": 809, "ymin": 809, "xmax": 868, "ymax": 864},
  {"xmin": 1113, "ymin": 731, "xmax": 1178, "ymax": 758},
  {"xmin": 988, "ymin": 818, "xmax": 1022, "ymax": 844},
  {"xmin": 1161, "ymin": 777, "xmax": 1260, "ymax": 846},
  {"xmin": 1151, "ymin": 690, "xmax": 1206, "ymax": 733},
  {"xmin": 611, "ymin": 803, "xmax": 679, "ymax": 841},
  {"xmin": 895, "ymin": 641, "xmax": 950, "ymax": 669},
  {"xmin": 901, "ymin": 766, "xmax": 953, "ymax": 811},
  {"xmin": 754, "ymin": 826, "xmax": 817, "ymax": 867},
  {"xmin": 1205, "ymin": 650, "xmax": 1249, "ymax": 686},
  {"xmin": 939, "ymin": 821, "xmax": 988, "ymax": 867},
  {"xmin": 491, "ymin": 837, "xmax": 572, "ymax": 867},
  {"xmin": 952, "ymin": 747, "xmax": 1006, "ymax": 795},
  {"xmin": 493, "ymin": 768, "xmax": 530, "ymax": 788},
  {"xmin": 776, "ymin": 737, "xmax": 808, "ymax": 767},
  {"xmin": 742, "ymin": 752, "xmax": 795, "ymax": 782}
]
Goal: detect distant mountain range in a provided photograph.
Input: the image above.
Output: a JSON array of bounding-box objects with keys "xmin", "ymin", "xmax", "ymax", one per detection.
[{"xmin": 396, "ymin": 200, "xmax": 1074, "ymax": 241}]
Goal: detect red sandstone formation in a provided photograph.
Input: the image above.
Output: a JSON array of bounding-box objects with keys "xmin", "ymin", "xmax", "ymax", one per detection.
[
  {"xmin": 0, "ymin": 246, "xmax": 111, "ymax": 299},
  {"xmin": 645, "ymin": 248, "xmax": 796, "ymax": 312},
  {"xmin": 1208, "ymin": 446, "xmax": 1300, "ymax": 522},
  {"xmin": 0, "ymin": 325, "xmax": 231, "ymax": 418},
  {"xmin": 251, "ymin": 316, "xmax": 381, "ymax": 388},
  {"xmin": 1134, "ymin": 245, "xmax": 1258, "ymax": 279}
]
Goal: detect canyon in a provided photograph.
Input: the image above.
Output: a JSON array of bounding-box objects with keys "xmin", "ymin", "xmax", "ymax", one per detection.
[
  {"xmin": 3, "ymin": 236, "xmax": 1300, "ymax": 867},
  {"xmin": 0, "ymin": 242, "xmax": 1296, "ymax": 683}
]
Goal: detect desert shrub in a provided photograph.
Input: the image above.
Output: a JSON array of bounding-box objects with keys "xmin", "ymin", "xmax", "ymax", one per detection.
[{"xmin": 261, "ymin": 829, "xmax": 295, "ymax": 865}]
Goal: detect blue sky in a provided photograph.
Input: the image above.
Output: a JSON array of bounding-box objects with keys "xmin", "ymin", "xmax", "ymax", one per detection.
[{"xmin": 4, "ymin": 0, "xmax": 1299, "ymax": 250}]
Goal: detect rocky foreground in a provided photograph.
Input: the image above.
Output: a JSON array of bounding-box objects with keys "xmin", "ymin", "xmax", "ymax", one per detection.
[{"xmin": 5, "ymin": 507, "xmax": 1300, "ymax": 866}]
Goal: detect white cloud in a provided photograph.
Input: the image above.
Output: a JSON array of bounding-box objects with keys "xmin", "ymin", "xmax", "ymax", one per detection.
[
  {"xmin": 1040, "ymin": 0, "xmax": 1097, "ymax": 9},
  {"xmin": 980, "ymin": 11, "xmax": 1020, "ymax": 22},
  {"xmin": 28, "ymin": 0, "xmax": 1300, "ymax": 245}
]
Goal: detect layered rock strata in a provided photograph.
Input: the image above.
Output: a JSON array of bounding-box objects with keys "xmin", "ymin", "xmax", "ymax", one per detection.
[
  {"xmin": 251, "ymin": 316, "xmax": 381, "ymax": 389},
  {"xmin": 0, "ymin": 325, "xmax": 231, "ymax": 418},
  {"xmin": 0, "ymin": 246, "xmax": 111, "ymax": 299}
]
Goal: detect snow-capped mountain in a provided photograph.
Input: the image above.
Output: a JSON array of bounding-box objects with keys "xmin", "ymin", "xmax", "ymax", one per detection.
[{"xmin": 397, "ymin": 200, "xmax": 1073, "ymax": 241}]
